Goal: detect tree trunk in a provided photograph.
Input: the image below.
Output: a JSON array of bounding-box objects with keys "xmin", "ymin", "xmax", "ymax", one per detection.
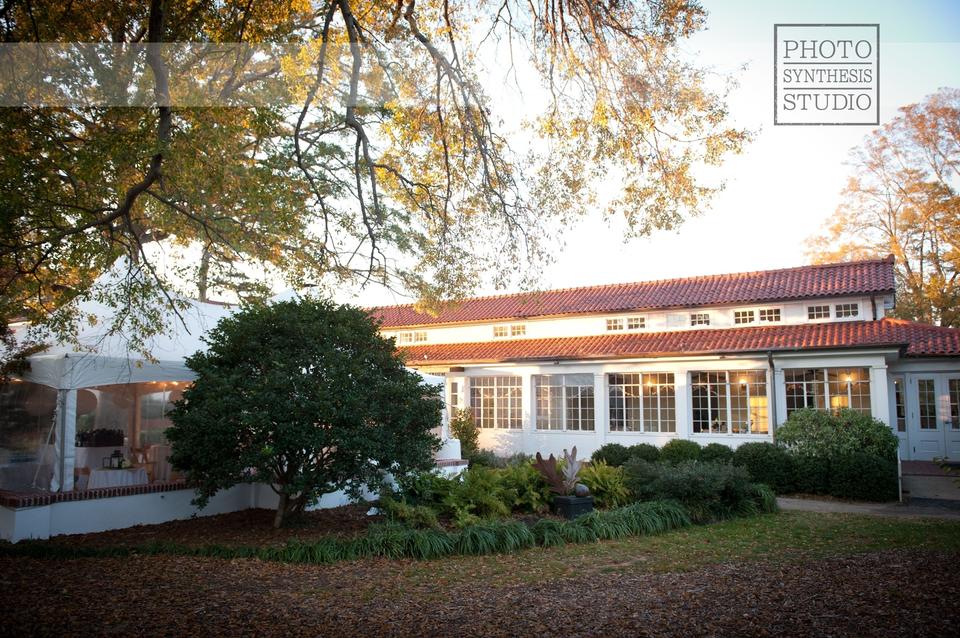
[
  {"xmin": 274, "ymin": 492, "xmax": 289, "ymax": 529},
  {"xmin": 197, "ymin": 247, "xmax": 211, "ymax": 302}
]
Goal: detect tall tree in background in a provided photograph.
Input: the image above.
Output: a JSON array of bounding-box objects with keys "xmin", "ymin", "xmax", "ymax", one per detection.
[
  {"xmin": 807, "ymin": 88, "xmax": 960, "ymax": 326},
  {"xmin": 0, "ymin": 1, "xmax": 746, "ymax": 358}
]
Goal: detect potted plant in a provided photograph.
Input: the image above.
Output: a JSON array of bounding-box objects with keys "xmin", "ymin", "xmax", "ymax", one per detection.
[{"xmin": 533, "ymin": 446, "xmax": 594, "ymax": 519}]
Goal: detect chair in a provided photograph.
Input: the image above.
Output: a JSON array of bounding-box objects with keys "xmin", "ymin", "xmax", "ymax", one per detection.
[{"xmin": 131, "ymin": 446, "xmax": 156, "ymax": 483}]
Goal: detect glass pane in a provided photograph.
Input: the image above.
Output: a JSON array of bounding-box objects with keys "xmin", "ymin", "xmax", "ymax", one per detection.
[
  {"xmin": 918, "ymin": 379, "xmax": 938, "ymax": 430},
  {"xmin": 950, "ymin": 379, "xmax": 960, "ymax": 430}
]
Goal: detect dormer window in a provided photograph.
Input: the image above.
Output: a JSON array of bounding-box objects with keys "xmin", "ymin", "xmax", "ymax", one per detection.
[
  {"xmin": 510, "ymin": 324, "xmax": 526, "ymax": 337},
  {"xmin": 758, "ymin": 308, "xmax": 781, "ymax": 322},
  {"xmin": 493, "ymin": 325, "xmax": 508, "ymax": 338},
  {"xmin": 734, "ymin": 310, "xmax": 755, "ymax": 325},
  {"xmin": 398, "ymin": 331, "xmax": 427, "ymax": 344},
  {"xmin": 808, "ymin": 305, "xmax": 830, "ymax": 320},
  {"xmin": 690, "ymin": 313, "xmax": 710, "ymax": 326},
  {"xmin": 627, "ymin": 317, "xmax": 645, "ymax": 330},
  {"xmin": 836, "ymin": 303, "xmax": 859, "ymax": 318},
  {"xmin": 606, "ymin": 318, "xmax": 624, "ymax": 331}
]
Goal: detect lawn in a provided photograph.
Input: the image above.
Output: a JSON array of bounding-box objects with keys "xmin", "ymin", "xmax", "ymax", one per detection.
[{"xmin": 2, "ymin": 511, "xmax": 958, "ymax": 637}]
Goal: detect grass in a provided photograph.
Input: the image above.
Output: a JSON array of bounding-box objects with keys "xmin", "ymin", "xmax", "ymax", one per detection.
[{"xmin": 397, "ymin": 511, "xmax": 960, "ymax": 588}]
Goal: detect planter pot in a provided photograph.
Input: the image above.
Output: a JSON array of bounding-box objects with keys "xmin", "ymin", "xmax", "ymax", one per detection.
[{"xmin": 553, "ymin": 495, "xmax": 594, "ymax": 520}]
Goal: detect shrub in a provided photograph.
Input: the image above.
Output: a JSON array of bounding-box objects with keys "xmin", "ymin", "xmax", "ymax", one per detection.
[
  {"xmin": 791, "ymin": 453, "xmax": 831, "ymax": 494},
  {"xmin": 622, "ymin": 458, "xmax": 662, "ymax": 501},
  {"xmin": 627, "ymin": 443, "xmax": 661, "ymax": 463},
  {"xmin": 829, "ymin": 452, "xmax": 898, "ymax": 501},
  {"xmin": 466, "ymin": 449, "xmax": 500, "ymax": 468},
  {"xmin": 497, "ymin": 462, "xmax": 552, "ymax": 513},
  {"xmin": 732, "ymin": 442, "xmax": 796, "ymax": 494},
  {"xmin": 378, "ymin": 494, "xmax": 440, "ymax": 529},
  {"xmin": 591, "ymin": 443, "xmax": 632, "ymax": 467},
  {"xmin": 776, "ymin": 408, "xmax": 899, "ymax": 461},
  {"xmin": 659, "ymin": 439, "xmax": 702, "ymax": 464},
  {"xmin": 700, "ymin": 443, "xmax": 734, "ymax": 464},
  {"xmin": 394, "ymin": 470, "xmax": 455, "ymax": 507},
  {"xmin": 624, "ymin": 459, "xmax": 774, "ymax": 523},
  {"xmin": 579, "ymin": 461, "xmax": 630, "ymax": 509},
  {"xmin": 450, "ymin": 409, "xmax": 479, "ymax": 458},
  {"xmin": 442, "ymin": 466, "xmax": 511, "ymax": 527}
]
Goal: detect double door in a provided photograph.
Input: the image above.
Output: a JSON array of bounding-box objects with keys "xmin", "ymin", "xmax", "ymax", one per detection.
[{"xmin": 908, "ymin": 374, "xmax": 960, "ymax": 460}]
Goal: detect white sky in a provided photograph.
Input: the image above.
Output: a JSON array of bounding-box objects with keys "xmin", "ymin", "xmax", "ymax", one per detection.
[{"xmin": 346, "ymin": 0, "xmax": 960, "ymax": 309}]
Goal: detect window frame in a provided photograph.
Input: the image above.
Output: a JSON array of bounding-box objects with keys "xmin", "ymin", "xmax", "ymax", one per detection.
[
  {"xmin": 470, "ymin": 376, "xmax": 522, "ymax": 429},
  {"xmin": 690, "ymin": 313, "xmax": 710, "ymax": 327},
  {"xmin": 807, "ymin": 305, "xmax": 831, "ymax": 320},
  {"xmin": 606, "ymin": 318, "xmax": 625, "ymax": 331},
  {"xmin": 784, "ymin": 367, "xmax": 872, "ymax": 417},
  {"xmin": 835, "ymin": 303, "xmax": 860, "ymax": 318},
  {"xmin": 734, "ymin": 310, "xmax": 755, "ymax": 325},
  {"xmin": 534, "ymin": 374, "xmax": 596, "ymax": 432},
  {"xmin": 510, "ymin": 324, "xmax": 526, "ymax": 337},
  {"xmin": 758, "ymin": 308, "xmax": 781, "ymax": 323},
  {"xmin": 607, "ymin": 372, "xmax": 676, "ymax": 433},
  {"xmin": 690, "ymin": 370, "xmax": 769, "ymax": 435},
  {"xmin": 627, "ymin": 316, "xmax": 645, "ymax": 330}
]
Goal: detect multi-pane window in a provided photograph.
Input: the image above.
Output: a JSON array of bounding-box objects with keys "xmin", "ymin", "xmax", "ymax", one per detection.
[
  {"xmin": 691, "ymin": 370, "xmax": 768, "ymax": 434},
  {"xmin": 836, "ymin": 303, "xmax": 859, "ymax": 318},
  {"xmin": 449, "ymin": 382, "xmax": 460, "ymax": 420},
  {"xmin": 785, "ymin": 367, "xmax": 871, "ymax": 417},
  {"xmin": 493, "ymin": 325, "xmax": 508, "ymax": 338},
  {"xmin": 893, "ymin": 378, "xmax": 906, "ymax": 433},
  {"xmin": 950, "ymin": 379, "xmax": 960, "ymax": 430},
  {"xmin": 808, "ymin": 305, "xmax": 830, "ymax": 320},
  {"xmin": 534, "ymin": 374, "xmax": 595, "ymax": 431},
  {"xmin": 690, "ymin": 313, "xmax": 710, "ymax": 326},
  {"xmin": 510, "ymin": 324, "xmax": 526, "ymax": 337},
  {"xmin": 607, "ymin": 373, "xmax": 676, "ymax": 433},
  {"xmin": 734, "ymin": 310, "xmax": 755, "ymax": 325},
  {"xmin": 758, "ymin": 308, "xmax": 781, "ymax": 322},
  {"xmin": 606, "ymin": 318, "xmax": 624, "ymax": 331},
  {"xmin": 627, "ymin": 317, "xmax": 645, "ymax": 330},
  {"xmin": 918, "ymin": 379, "xmax": 937, "ymax": 430},
  {"xmin": 398, "ymin": 331, "xmax": 427, "ymax": 344},
  {"xmin": 470, "ymin": 376, "xmax": 522, "ymax": 429}
]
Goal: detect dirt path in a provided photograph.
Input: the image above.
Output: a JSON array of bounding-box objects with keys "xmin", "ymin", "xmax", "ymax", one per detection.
[{"xmin": 1, "ymin": 548, "xmax": 956, "ymax": 637}]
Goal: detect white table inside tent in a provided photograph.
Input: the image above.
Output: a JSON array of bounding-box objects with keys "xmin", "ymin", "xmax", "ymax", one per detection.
[
  {"xmin": 147, "ymin": 444, "xmax": 173, "ymax": 481},
  {"xmin": 87, "ymin": 467, "xmax": 148, "ymax": 490},
  {"xmin": 75, "ymin": 446, "xmax": 130, "ymax": 471}
]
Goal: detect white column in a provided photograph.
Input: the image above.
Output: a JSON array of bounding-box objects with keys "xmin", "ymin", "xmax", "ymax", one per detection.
[
  {"xmin": 870, "ymin": 364, "xmax": 891, "ymax": 427},
  {"xmin": 674, "ymin": 370, "xmax": 690, "ymax": 439},
  {"xmin": 594, "ymin": 372, "xmax": 607, "ymax": 446},
  {"xmin": 51, "ymin": 389, "xmax": 77, "ymax": 492},
  {"xmin": 773, "ymin": 367, "xmax": 787, "ymax": 429}
]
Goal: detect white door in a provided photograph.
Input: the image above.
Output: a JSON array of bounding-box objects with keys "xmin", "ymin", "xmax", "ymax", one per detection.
[{"xmin": 908, "ymin": 375, "xmax": 960, "ymax": 461}]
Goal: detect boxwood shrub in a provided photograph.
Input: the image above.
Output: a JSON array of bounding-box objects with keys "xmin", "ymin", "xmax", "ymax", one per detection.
[
  {"xmin": 659, "ymin": 439, "xmax": 702, "ymax": 464},
  {"xmin": 700, "ymin": 442, "xmax": 734, "ymax": 464},
  {"xmin": 830, "ymin": 452, "xmax": 899, "ymax": 501},
  {"xmin": 627, "ymin": 443, "xmax": 661, "ymax": 463},
  {"xmin": 776, "ymin": 408, "xmax": 899, "ymax": 461},
  {"xmin": 591, "ymin": 443, "xmax": 632, "ymax": 467},
  {"xmin": 732, "ymin": 442, "xmax": 796, "ymax": 494}
]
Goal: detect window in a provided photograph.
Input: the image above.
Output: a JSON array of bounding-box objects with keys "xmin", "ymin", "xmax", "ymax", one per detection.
[
  {"xmin": 627, "ymin": 317, "xmax": 645, "ymax": 330},
  {"xmin": 734, "ymin": 310, "xmax": 755, "ymax": 325},
  {"xmin": 785, "ymin": 367, "xmax": 871, "ymax": 417},
  {"xmin": 918, "ymin": 379, "xmax": 937, "ymax": 430},
  {"xmin": 836, "ymin": 303, "xmax": 859, "ymax": 318},
  {"xmin": 690, "ymin": 313, "xmax": 710, "ymax": 326},
  {"xmin": 758, "ymin": 308, "xmax": 781, "ymax": 323},
  {"xmin": 893, "ymin": 378, "xmax": 906, "ymax": 433},
  {"xmin": 493, "ymin": 325, "xmax": 508, "ymax": 338},
  {"xmin": 510, "ymin": 324, "xmax": 526, "ymax": 337},
  {"xmin": 950, "ymin": 379, "xmax": 960, "ymax": 430},
  {"xmin": 691, "ymin": 371, "xmax": 768, "ymax": 434},
  {"xmin": 449, "ymin": 382, "xmax": 460, "ymax": 420},
  {"xmin": 606, "ymin": 318, "xmax": 624, "ymax": 331},
  {"xmin": 535, "ymin": 374, "xmax": 595, "ymax": 431},
  {"xmin": 607, "ymin": 373, "xmax": 676, "ymax": 433},
  {"xmin": 470, "ymin": 376, "xmax": 522, "ymax": 429},
  {"xmin": 808, "ymin": 305, "xmax": 830, "ymax": 320},
  {"xmin": 398, "ymin": 331, "xmax": 427, "ymax": 344}
]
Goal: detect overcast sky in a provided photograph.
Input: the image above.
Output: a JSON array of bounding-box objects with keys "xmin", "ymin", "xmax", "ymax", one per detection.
[{"xmin": 348, "ymin": 0, "xmax": 960, "ymax": 309}]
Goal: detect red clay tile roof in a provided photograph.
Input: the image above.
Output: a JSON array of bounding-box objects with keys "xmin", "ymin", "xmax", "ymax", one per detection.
[
  {"xmin": 373, "ymin": 257, "xmax": 896, "ymax": 327},
  {"xmin": 398, "ymin": 318, "xmax": 960, "ymax": 365}
]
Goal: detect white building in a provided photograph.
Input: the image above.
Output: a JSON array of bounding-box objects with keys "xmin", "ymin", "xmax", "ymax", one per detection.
[{"xmin": 373, "ymin": 257, "xmax": 960, "ymax": 462}]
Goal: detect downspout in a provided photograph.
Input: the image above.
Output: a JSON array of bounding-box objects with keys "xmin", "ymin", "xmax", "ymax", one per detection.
[
  {"xmin": 870, "ymin": 295, "xmax": 877, "ymax": 320},
  {"xmin": 767, "ymin": 351, "xmax": 778, "ymax": 436}
]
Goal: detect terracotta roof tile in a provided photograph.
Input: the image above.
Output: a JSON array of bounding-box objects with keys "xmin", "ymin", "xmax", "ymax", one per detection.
[
  {"xmin": 398, "ymin": 318, "xmax": 960, "ymax": 365},
  {"xmin": 373, "ymin": 257, "xmax": 896, "ymax": 327}
]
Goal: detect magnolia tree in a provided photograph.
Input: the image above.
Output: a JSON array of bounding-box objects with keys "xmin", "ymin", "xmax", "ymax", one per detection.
[{"xmin": 167, "ymin": 299, "xmax": 440, "ymax": 528}]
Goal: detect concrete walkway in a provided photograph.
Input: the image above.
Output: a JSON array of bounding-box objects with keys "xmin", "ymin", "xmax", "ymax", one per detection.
[{"xmin": 777, "ymin": 496, "xmax": 960, "ymax": 520}]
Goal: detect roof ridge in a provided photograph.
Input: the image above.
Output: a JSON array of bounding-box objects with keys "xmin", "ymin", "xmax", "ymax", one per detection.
[{"xmin": 370, "ymin": 256, "xmax": 896, "ymax": 313}]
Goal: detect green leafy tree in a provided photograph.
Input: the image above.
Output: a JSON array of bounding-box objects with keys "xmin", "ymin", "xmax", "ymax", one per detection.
[
  {"xmin": 1, "ymin": 0, "xmax": 746, "ymax": 364},
  {"xmin": 166, "ymin": 298, "xmax": 441, "ymax": 528}
]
